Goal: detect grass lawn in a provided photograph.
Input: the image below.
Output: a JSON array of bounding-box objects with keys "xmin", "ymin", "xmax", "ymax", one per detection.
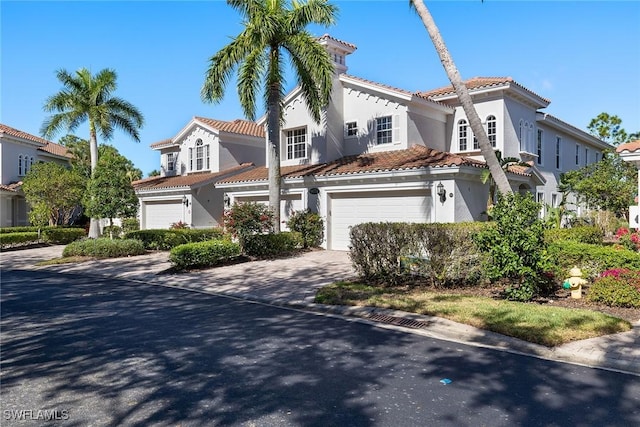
[
  {"xmin": 36, "ymin": 256, "xmax": 93, "ymax": 266},
  {"xmin": 315, "ymin": 282, "xmax": 632, "ymax": 347}
]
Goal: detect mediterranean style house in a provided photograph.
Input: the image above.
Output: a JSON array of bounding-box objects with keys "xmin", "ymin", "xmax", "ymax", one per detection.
[
  {"xmin": 135, "ymin": 35, "xmax": 612, "ymax": 250},
  {"xmin": 0, "ymin": 124, "xmax": 70, "ymax": 227}
]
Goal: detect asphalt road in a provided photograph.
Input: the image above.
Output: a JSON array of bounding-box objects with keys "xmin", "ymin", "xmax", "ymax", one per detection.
[{"xmin": 1, "ymin": 269, "xmax": 639, "ymax": 427}]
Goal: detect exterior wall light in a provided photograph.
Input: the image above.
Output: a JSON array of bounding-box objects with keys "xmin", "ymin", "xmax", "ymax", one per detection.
[
  {"xmin": 437, "ymin": 182, "xmax": 447, "ymax": 203},
  {"xmin": 223, "ymin": 193, "xmax": 230, "ymax": 208},
  {"xmin": 182, "ymin": 195, "xmax": 189, "ymax": 207}
]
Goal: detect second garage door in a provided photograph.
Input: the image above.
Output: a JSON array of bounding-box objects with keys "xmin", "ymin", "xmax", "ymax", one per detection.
[
  {"xmin": 329, "ymin": 190, "xmax": 432, "ymax": 251},
  {"xmin": 144, "ymin": 200, "xmax": 184, "ymax": 229}
]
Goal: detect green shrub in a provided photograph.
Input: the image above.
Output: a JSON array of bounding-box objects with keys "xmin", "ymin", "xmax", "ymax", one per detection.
[
  {"xmin": 42, "ymin": 228, "xmax": 86, "ymax": 244},
  {"xmin": 0, "ymin": 226, "xmax": 43, "ymax": 233},
  {"xmin": 544, "ymin": 226, "xmax": 603, "ymax": 244},
  {"xmin": 349, "ymin": 222, "xmax": 488, "ymax": 287},
  {"xmin": 587, "ymin": 270, "xmax": 640, "ymax": 308},
  {"xmin": 287, "ymin": 210, "xmax": 324, "ymax": 248},
  {"xmin": 548, "ymin": 241, "xmax": 640, "ymax": 280},
  {"xmin": 169, "ymin": 239, "xmax": 241, "ymax": 270},
  {"xmin": 62, "ymin": 238, "xmax": 146, "ymax": 258},
  {"xmin": 474, "ymin": 193, "xmax": 552, "ymax": 301},
  {"xmin": 243, "ymin": 232, "xmax": 303, "ymax": 258},
  {"xmin": 124, "ymin": 228, "xmax": 225, "ymax": 250},
  {"xmin": 121, "ymin": 218, "xmax": 140, "ymax": 234},
  {"xmin": 0, "ymin": 232, "xmax": 40, "ymax": 247}
]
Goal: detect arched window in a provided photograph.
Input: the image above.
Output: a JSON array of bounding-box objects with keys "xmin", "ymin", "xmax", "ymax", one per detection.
[
  {"xmin": 458, "ymin": 119, "xmax": 468, "ymax": 151},
  {"xmin": 18, "ymin": 155, "xmax": 24, "ymax": 176},
  {"xmin": 486, "ymin": 115, "xmax": 497, "ymax": 147},
  {"xmin": 28, "ymin": 157, "xmax": 35, "ymax": 173}
]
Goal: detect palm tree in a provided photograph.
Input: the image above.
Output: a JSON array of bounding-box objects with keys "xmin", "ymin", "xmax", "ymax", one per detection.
[
  {"xmin": 201, "ymin": 0, "xmax": 337, "ymax": 231},
  {"xmin": 410, "ymin": 0, "xmax": 512, "ymax": 196},
  {"xmin": 480, "ymin": 150, "xmax": 530, "ymax": 211},
  {"xmin": 41, "ymin": 68, "xmax": 144, "ymax": 238}
]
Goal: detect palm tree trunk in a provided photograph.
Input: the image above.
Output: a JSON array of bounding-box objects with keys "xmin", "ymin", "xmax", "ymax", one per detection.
[
  {"xmin": 411, "ymin": 0, "xmax": 512, "ymax": 196},
  {"xmin": 267, "ymin": 83, "xmax": 282, "ymax": 232},
  {"xmin": 88, "ymin": 125, "xmax": 101, "ymax": 238}
]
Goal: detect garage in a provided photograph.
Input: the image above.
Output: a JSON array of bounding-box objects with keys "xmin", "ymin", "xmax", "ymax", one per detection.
[
  {"xmin": 144, "ymin": 200, "xmax": 184, "ymax": 229},
  {"xmin": 328, "ymin": 190, "xmax": 432, "ymax": 251}
]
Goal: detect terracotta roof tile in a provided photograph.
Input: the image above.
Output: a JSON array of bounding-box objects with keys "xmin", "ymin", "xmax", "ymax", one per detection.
[
  {"xmin": 0, "ymin": 182, "xmax": 22, "ymax": 192},
  {"xmin": 418, "ymin": 77, "xmax": 550, "ymax": 104},
  {"xmin": 133, "ymin": 163, "xmax": 254, "ymax": 191},
  {"xmin": 318, "ymin": 34, "xmax": 357, "ymax": 50},
  {"xmin": 617, "ymin": 139, "xmax": 640, "ymax": 153},
  {"xmin": 0, "ymin": 123, "xmax": 69, "ymax": 157},
  {"xmin": 195, "ymin": 117, "xmax": 265, "ymax": 138},
  {"xmin": 219, "ymin": 145, "xmax": 485, "ymax": 184},
  {"xmin": 150, "ymin": 138, "xmax": 174, "ymax": 149}
]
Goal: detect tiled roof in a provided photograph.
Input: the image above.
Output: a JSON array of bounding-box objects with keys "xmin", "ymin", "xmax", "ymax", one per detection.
[
  {"xmin": 149, "ymin": 138, "xmax": 173, "ymax": 149},
  {"xmin": 0, "ymin": 123, "xmax": 69, "ymax": 157},
  {"xmin": 506, "ymin": 164, "xmax": 532, "ymax": 177},
  {"xmin": 133, "ymin": 163, "xmax": 254, "ymax": 191},
  {"xmin": 418, "ymin": 77, "xmax": 550, "ymax": 104},
  {"xmin": 0, "ymin": 182, "xmax": 22, "ymax": 192},
  {"xmin": 149, "ymin": 117, "xmax": 265, "ymax": 148},
  {"xmin": 195, "ymin": 117, "xmax": 265, "ymax": 138},
  {"xmin": 617, "ymin": 139, "xmax": 640, "ymax": 153},
  {"xmin": 318, "ymin": 34, "xmax": 357, "ymax": 50},
  {"xmin": 219, "ymin": 145, "xmax": 485, "ymax": 184}
]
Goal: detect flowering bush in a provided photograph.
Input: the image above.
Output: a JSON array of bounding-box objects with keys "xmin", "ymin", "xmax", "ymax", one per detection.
[
  {"xmin": 587, "ymin": 268, "xmax": 640, "ymax": 308},
  {"xmin": 223, "ymin": 202, "xmax": 274, "ymax": 249},
  {"xmin": 615, "ymin": 227, "xmax": 640, "ymax": 251}
]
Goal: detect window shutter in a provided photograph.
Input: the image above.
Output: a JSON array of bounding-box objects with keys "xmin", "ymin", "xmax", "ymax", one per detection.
[{"xmin": 393, "ymin": 115, "xmax": 400, "ymax": 142}]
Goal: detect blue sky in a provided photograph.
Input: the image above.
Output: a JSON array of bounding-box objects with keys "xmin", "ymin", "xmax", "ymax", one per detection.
[{"xmin": 2, "ymin": 0, "xmax": 639, "ymax": 176}]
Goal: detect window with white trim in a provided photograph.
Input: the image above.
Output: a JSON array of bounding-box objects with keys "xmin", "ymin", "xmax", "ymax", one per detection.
[
  {"xmin": 18, "ymin": 155, "xmax": 24, "ymax": 176},
  {"xmin": 29, "ymin": 157, "xmax": 34, "ymax": 173},
  {"xmin": 595, "ymin": 151, "xmax": 600, "ymax": 162},
  {"xmin": 585, "ymin": 147, "xmax": 589, "ymax": 166},
  {"xmin": 376, "ymin": 116, "xmax": 393, "ymax": 145},
  {"xmin": 536, "ymin": 129, "xmax": 543, "ymax": 165},
  {"xmin": 189, "ymin": 148, "xmax": 193, "ymax": 171},
  {"xmin": 555, "ymin": 137, "xmax": 561, "ymax": 169},
  {"xmin": 486, "ymin": 115, "xmax": 497, "ymax": 148},
  {"xmin": 286, "ymin": 127, "xmax": 307, "ymax": 159},
  {"xmin": 458, "ymin": 119, "xmax": 468, "ymax": 151},
  {"xmin": 196, "ymin": 139, "xmax": 205, "ymax": 170},
  {"xmin": 537, "ymin": 191, "xmax": 545, "ymax": 218},
  {"xmin": 345, "ymin": 121, "xmax": 358, "ymax": 137},
  {"xmin": 575, "ymin": 144, "xmax": 580, "ymax": 165},
  {"xmin": 166, "ymin": 153, "xmax": 176, "ymax": 172}
]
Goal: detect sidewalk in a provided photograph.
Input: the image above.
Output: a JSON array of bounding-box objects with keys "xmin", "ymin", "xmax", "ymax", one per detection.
[{"xmin": 2, "ymin": 245, "xmax": 639, "ymax": 375}]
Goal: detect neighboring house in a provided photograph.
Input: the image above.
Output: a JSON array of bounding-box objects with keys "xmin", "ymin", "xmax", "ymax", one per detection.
[
  {"xmin": 133, "ymin": 117, "xmax": 264, "ymax": 229},
  {"xmin": 0, "ymin": 123, "xmax": 70, "ymax": 227},
  {"xmin": 137, "ymin": 35, "xmax": 611, "ymax": 250}
]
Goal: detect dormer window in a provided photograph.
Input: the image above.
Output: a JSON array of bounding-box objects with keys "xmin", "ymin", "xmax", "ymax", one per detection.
[
  {"xmin": 189, "ymin": 138, "xmax": 210, "ymax": 172},
  {"xmin": 458, "ymin": 119, "xmax": 468, "ymax": 151},
  {"xmin": 166, "ymin": 152, "xmax": 176, "ymax": 172},
  {"xmin": 286, "ymin": 127, "xmax": 307, "ymax": 160},
  {"xmin": 345, "ymin": 121, "xmax": 358, "ymax": 137}
]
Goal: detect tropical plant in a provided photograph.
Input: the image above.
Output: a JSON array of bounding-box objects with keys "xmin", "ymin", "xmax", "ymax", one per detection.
[
  {"xmin": 41, "ymin": 67, "xmax": 144, "ymax": 238},
  {"xmin": 480, "ymin": 150, "xmax": 529, "ymax": 209},
  {"xmin": 22, "ymin": 162, "xmax": 85, "ymax": 227},
  {"xmin": 410, "ymin": 0, "xmax": 512, "ymax": 197},
  {"xmin": 223, "ymin": 202, "xmax": 274, "ymax": 249},
  {"xmin": 84, "ymin": 147, "xmax": 140, "ymax": 236},
  {"xmin": 201, "ymin": 0, "xmax": 338, "ymax": 231}
]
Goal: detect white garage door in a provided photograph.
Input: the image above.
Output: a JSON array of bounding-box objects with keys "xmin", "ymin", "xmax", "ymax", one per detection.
[
  {"xmin": 329, "ymin": 190, "xmax": 432, "ymax": 251},
  {"xmin": 145, "ymin": 201, "xmax": 183, "ymax": 229},
  {"xmin": 234, "ymin": 194, "xmax": 303, "ymax": 227}
]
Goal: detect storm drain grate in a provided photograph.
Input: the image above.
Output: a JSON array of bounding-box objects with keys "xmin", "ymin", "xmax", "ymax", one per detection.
[{"xmin": 366, "ymin": 313, "xmax": 431, "ymax": 329}]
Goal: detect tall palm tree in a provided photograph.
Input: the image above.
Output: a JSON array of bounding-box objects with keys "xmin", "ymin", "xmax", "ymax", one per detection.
[
  {"xmin": 41, "ymin": 68, "xmax": 144, "ymax": 238},
  {"xmin": 201, "ymin": 0, "xmax": 337, "ymax": 231},
  {"xmin": 410, "ymin": 0, "xmax": 512, "ymax": 196},
  {"xmin": 480, "ymin": 150, "xmax": 530, "ymax": 211}
]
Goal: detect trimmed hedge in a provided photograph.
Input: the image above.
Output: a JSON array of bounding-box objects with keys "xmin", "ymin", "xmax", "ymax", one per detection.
[
  {"xmin": 0, "ymin": 232, "xmax": 40, "ymax": 247},
  {"xmin": 544, "ymin": 226, "xmax": 603, "ymax": 245},
  {"xmin": 62, "ymin": 238, "xmax": 146, "ymax": 258},
  {"xmin": 287, "ymin": 210, "xmax": 324, "ymax": 248},
  {"xmin": 169, "ymin": 239, "xmax": 241, "ymax": 270},
  {"xmin": 548, "ymin": 241, "xmax": 640, "ymax": 280},
  {"xmin": 125, "ymin": 228, "xmax": 225, "ymax": 250},
  {"xmin": 588, "ymin": 271, "xmax": 640, "ymax": 308},
  {"xmin": 243, "ymin": 232, "xmax": 304, "ymax": 258},
  {"xmin": 0, "ymin": 226, "xmax": 45, "ymax": 233},
  {"xmin": 42, "ymin": 228, "xmax": 86, "ymax": 244},
  {"xmin": 349, "ymin": 222, "xmax": 489, "ymax": 286}
]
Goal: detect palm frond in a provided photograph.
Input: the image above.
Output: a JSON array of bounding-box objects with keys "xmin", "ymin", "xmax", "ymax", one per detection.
[
  {"xmin": 288, "ymin": 0, "xmax": 337, "ymax": 31},
  {"xmin": 238, "ymin": 48, "xmax": 267, "ymax": 121}
]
